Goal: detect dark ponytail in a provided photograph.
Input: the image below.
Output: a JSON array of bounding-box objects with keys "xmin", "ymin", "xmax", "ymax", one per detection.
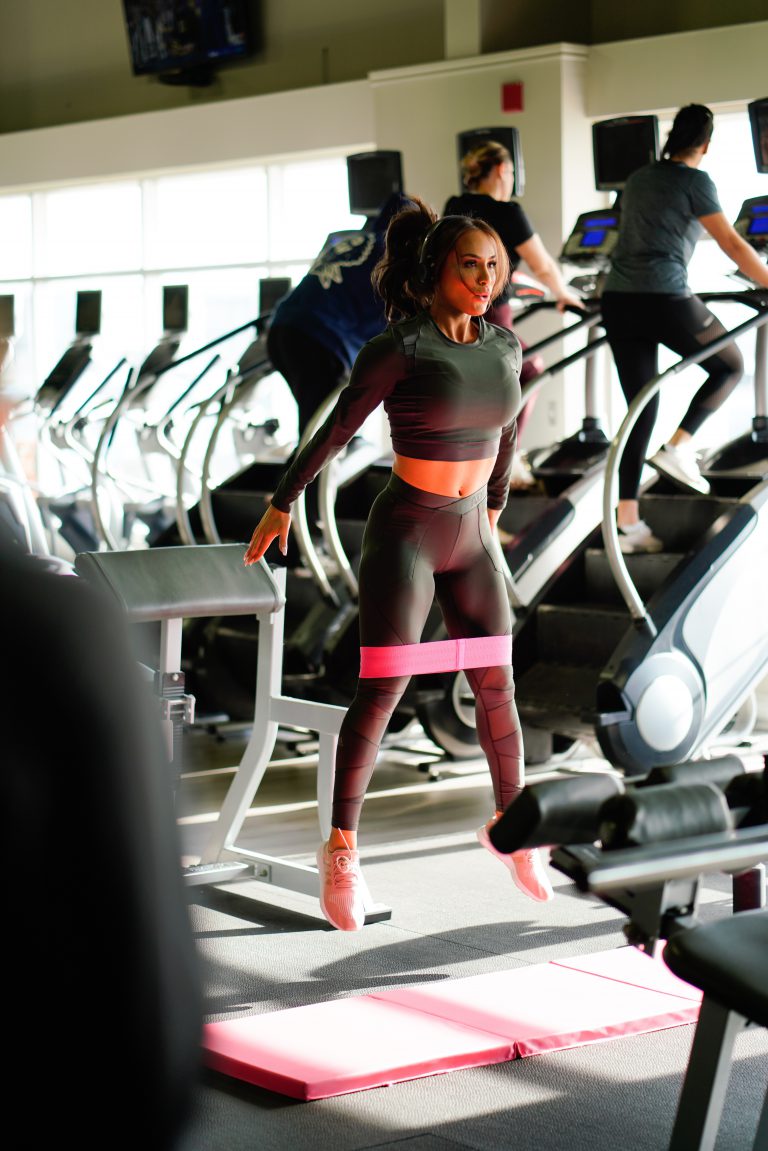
[
  {"xmin": 372, "ymin": 196, "xmax": 438, "ymax": 322},
  {"xmin": 662, "ymin": 104, "xmax": 714, "ymax": 159}
]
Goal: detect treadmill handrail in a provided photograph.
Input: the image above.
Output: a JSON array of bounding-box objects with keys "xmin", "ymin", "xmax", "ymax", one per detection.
[
  {"xmin": 148, "ymin": 316, "xmax": 261, "ymax": 380},
  {"xmin": 601, "ymin": 297, "xmax": 768, "ymax": 636},
  {"xmin": 197, "ymin": 355, "xmax": 273, "ymax": 546},
  {"xmin": 519, "ymin": 304, "xmax": 601, "ymax": 360},
  {"xmin": 293, "ymin": 382, "xmax": 347, "ymax": 606}
]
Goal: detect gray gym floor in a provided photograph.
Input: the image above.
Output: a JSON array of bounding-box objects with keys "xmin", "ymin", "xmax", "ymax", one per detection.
[{"xmin": 175, "ymin": 723, "xmax": 768, "ymax": 1151}]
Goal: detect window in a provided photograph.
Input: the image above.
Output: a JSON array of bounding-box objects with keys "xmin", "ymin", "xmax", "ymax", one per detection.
[{"xmin": 0, "ymin": 153, "xmax": 365, "ymax": 404}]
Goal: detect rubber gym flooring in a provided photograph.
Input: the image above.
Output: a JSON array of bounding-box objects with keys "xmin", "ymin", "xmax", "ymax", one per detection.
[{"xmin": 175, "ymin": 722, "xmax": 768, "ymax": 1151}]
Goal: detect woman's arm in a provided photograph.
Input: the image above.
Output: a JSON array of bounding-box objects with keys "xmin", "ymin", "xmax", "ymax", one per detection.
[
  {"xmin": 699, "ymin": 211, "xmax": 768, "ymax": 288},
  {"xmin": 515, "ymin": 233, "xmax": 583, "ymax": 311}
]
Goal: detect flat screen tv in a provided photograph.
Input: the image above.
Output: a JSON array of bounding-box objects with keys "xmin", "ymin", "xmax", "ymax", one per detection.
[
  {"xmin": 748, "ymin": 98, "xmax": 768, "ymax": 175},
  {"xmin": 457, "ymin": 127, "xmax": 525, "ymax": 197},
  {"xmin": 122, "ymin": 1, "xmax": 260, "ymax": 85},
  {"xmin": 592, "ymin": 115, "xmax": 659, "ymax": 192},
  {"xmin": 346, "ymin": 152, "xmax": 403, "ymax": 220}
]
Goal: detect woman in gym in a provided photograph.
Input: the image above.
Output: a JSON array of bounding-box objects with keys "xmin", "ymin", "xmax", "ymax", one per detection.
[
  {"xmin": 601, "ymin": 103, "xmax": 768, "ymax": 553},
  {"xmin": 444, "ymin": 140, "xmax": 582, "ymax": 485},
  {"xmin": 244, "ymin": 198, "xmax": 554, "ymax": 931}
]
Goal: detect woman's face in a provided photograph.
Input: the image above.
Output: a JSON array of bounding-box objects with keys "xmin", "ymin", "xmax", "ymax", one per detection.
[{"xmin": 434, "ymin": 228, "xmax": 498, "ymax": 316}]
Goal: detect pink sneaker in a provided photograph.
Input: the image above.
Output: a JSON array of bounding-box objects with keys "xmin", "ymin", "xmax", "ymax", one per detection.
[
  {"xmin": 316, "ymin": 842, "xmax": 365, "ymax": 931},
  {"xmin": 476, "ymin": 822, "xmax": 554, "ymax": 903}
]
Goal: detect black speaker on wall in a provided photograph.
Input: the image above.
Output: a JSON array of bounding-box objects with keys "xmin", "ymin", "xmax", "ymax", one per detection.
[
  {"xmin": 346, "ymin": 151, "xmax": 404, "ymax": 221},
  {"xmin": 457, "ymin": 126, "xmax": 525, "ymax": 197}
]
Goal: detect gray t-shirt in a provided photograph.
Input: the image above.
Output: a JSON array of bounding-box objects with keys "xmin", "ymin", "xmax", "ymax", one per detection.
[{"xmin": 604, "ymin": 161, "xmax": 722, "ymax": 295}]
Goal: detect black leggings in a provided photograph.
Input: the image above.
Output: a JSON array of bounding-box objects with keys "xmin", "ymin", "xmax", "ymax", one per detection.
[
  {"xmin": 332, "ymin": 474, "xmax": 522, "ymax": 830},
  {"xmin": 601, "ymin": 292, "xmax": 744, "ymax": 500}
]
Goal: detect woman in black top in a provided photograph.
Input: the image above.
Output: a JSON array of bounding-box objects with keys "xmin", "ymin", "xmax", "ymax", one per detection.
[
  {"xmin": 445, "ymin": 140, "xmax": 582, "ymax": 483},
  {"xmin": 602, "ymin": 103, "xmax": 768, "ymax": 553},
  {"xmin": 245, "ymin": 198, "xmax": 555, "ymax": 930}
]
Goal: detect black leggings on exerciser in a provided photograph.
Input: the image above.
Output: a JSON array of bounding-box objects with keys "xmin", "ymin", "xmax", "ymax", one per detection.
[
  {"xmin": 332, "ymin": 474, "xmax": 523, "ymax": 830},
  {"xmin": 601, "ymin": 292, "xmax": 743, "ymax": 499}
]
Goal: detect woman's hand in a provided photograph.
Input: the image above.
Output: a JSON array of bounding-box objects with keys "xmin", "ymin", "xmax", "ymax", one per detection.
[
  {"xmin": 555, "ymin": 288, "xmax": 584, "ymax": 313},
  {"xmin": 244, "ymin": 504, "xmax": 291, "ymax": 565}
]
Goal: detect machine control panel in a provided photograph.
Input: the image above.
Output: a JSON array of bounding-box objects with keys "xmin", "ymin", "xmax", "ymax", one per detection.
[{"xmin": 560, "ymin": 210, "xmax": 621, "ymax": 268}]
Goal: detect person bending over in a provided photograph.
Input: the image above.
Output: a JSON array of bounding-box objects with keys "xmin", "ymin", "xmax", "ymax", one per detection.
[
  {"xmin": 245, "ymin": 198, "xmax": 554, "ymax": 931},
  {"xmin": 601, "ymin": 103, "xmax": 768, "ymax": 553}
]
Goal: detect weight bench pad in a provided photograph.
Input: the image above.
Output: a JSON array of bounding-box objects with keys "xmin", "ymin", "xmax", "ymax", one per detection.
[
  {"xmin": 74, "ymin": 544, "xmax": 283, "ymax": 621},
  {"xmin": 663, "ymin": 908, "xmax": 768, "ymax": 1025}
]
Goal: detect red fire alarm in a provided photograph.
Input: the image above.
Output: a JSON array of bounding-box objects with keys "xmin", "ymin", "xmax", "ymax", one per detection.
[{"xmin": 501, "ymin": 82, "xmax": 524, "ymax": 113}]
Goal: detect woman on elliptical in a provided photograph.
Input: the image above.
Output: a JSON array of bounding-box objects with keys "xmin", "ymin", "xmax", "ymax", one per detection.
[
  {"xmin": 444, "ymin": 139, "xmax": 583, "ymax": 485},
  {"xmin": 601, "ymin": 103, "xmax": 768, "ymax": 554},
  {"xmin": 244, "ymin": 197, "xmax": 554, "ymax": 931}
]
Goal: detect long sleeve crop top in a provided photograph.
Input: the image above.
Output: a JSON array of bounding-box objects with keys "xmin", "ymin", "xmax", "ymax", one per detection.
[{"xmin": 271, "ymin": 311, "xmax": 522, "ymax": 513}]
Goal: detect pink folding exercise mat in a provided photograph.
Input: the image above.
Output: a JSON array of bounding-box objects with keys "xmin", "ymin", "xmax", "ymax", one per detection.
[{"xmin": 202, "ymin": 946, "xmax": 702, "ymax": 1100}]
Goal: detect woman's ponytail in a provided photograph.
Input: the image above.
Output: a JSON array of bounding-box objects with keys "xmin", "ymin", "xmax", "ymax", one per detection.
[{"xmin": 372, "ymin": 197, "xmax": 438, "ymax": 322}]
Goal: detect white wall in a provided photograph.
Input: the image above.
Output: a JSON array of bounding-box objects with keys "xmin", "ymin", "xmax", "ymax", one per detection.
[
  {"xmin": 0, "ymin": 79, "xmax": 376, "ymax": 189},
  {"xmin": 588, "ymin": 20, "xmax": 768, "ymax": 117}
]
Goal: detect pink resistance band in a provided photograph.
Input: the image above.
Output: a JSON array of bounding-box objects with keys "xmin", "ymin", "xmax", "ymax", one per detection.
[{"xmin": 359, "ymin": 634, "xmax": 512, "ymax": 678}]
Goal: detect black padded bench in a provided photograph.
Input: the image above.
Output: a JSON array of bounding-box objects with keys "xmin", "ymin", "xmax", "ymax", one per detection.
[{"xmin": 663, "ymin": 909, "xmax": 768, "ymax": 1150}]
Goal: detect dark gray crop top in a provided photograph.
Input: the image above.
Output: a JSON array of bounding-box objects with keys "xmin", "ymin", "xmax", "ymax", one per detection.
[{"xmin": 271, "ymin": 311, "xmax": 522, "ymax": 513}]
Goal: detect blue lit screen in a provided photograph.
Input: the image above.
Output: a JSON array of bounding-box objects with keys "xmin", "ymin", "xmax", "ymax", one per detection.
[{"xmin": 580, "ymin": 230, "xmax": 606, "ymax": 248}]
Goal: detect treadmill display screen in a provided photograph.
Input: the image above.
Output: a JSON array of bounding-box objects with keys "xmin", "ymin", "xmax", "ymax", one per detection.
[
  {"xmin": 580, "ymin": 230, "xmax": 606, "ymax": 248},
  {"xmin": 747, "ymin": 218, "xmax": 768, "ymax": 235},
  {"xmin": 583, "ymin": 216, "xmax": 617, "ymax": 228}
]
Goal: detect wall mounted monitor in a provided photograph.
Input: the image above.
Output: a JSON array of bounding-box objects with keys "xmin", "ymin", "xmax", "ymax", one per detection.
[
  {"xmin": 75, "ymin": 290, "xmax": 102, "ymax": 336},
  {"xmin": 747, "ymin": 98, "xmax": 768, "ymax": 174},
  {"xmin": 456, "ymin": 126, "xmax": 525, "ymax": 197},
  {"xmin": 259, "ymin": 277, "xmax": 292, "ymax": 314},
  {"xmin": 163, "ymin": 284, "xmax": 189, "ymax": 332},
  {"xmin": 346, "ymin": 151, "xmax": 403, "ymax": 219},
  {"xmin": 0, "ymin": 295, "xmax": 14, "ymax": 338},
  {"xmin": 121, "ymin": 1, "xmax": 261, "ymax": 85},
  {"xmin": 592, "ymin": 115, "xmax": 659, "ymax": 192}
]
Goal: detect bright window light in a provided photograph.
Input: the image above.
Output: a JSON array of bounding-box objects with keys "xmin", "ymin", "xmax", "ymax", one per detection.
[
  {"xmin": 33, "ymin": 183, "xmax": 143, "ymax": 277},
  {"xmin": 268, "ymin": 159, "xmax": 365, "ymax": 261},
  {"xmin": 0, "ymin": 196, "xmax": 33, "ymax": 280},
  {"xmin": 145, "ymin": 167, "xmax": 269, "ymax": 269}
]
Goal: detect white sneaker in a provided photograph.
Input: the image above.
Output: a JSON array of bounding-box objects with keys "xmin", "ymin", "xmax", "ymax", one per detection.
[
  {"xmin": 649, "ymin": 442, "xmax": 710, "ymax": 495},
  {"xmin": 316, "ymin": 841, "xmax": 365, "ymax": 931},
  {"xmin": 476, "ymin": 822, "xmax": 554, "ymax": 903},
  {"xmin": 617, "ymin": 520, "xmax": 663, "ymax": 554}
]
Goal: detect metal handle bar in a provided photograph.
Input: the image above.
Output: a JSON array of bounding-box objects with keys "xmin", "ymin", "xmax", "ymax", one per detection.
[
  {"xmin": 150, "ymin": 316, "xmax": 261, "ymax": 380},
  {"xmin": 602, "ymin": 304, "xmax": 768, "ymax": 636},
  {"xmin": 521, "ymin": 308, "xmax": 602, "ymax": 360}
]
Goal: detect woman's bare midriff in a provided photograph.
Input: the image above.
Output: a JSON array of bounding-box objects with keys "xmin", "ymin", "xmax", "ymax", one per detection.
[{"xmin": 392, "ymin": 452, "xmax": 496, "ymax": 498}]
